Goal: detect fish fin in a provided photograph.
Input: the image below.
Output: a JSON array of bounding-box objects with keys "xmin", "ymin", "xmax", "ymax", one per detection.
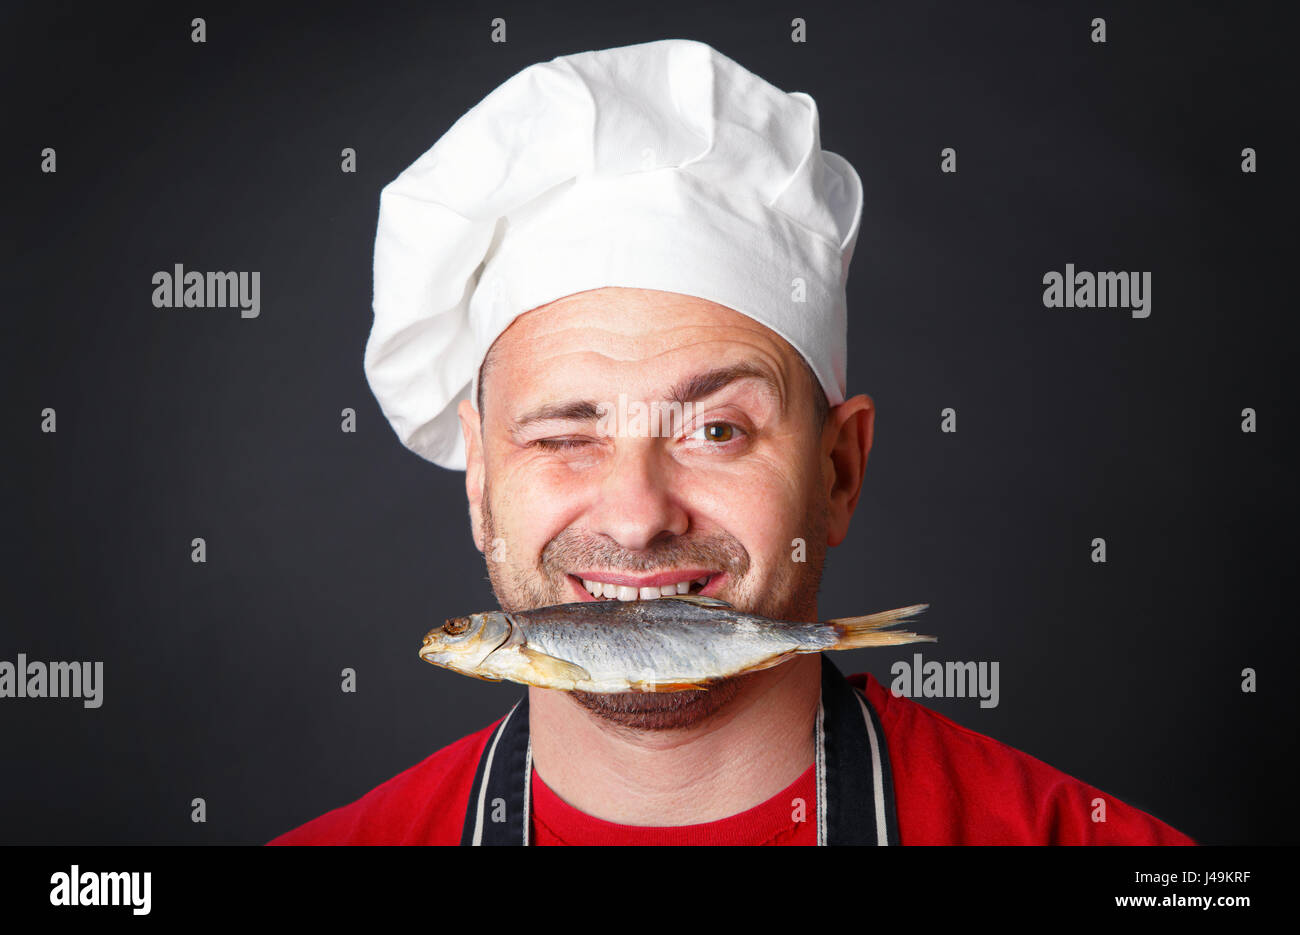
[
  {"xmin": 826, "ymin": 603, "xmax": 937, "ymax": 649},
  {"xmin": 627, "ymin": 677, "xmax": 709, "ymax": 693},
  {"xmin": 662, "ymin": 594, "xmax": 733, "ymax": 608},
  {"xmin": 731, "ymin": 649, "xmax": 805, "ymax": 676},
  {"xmin": 519, "ymin": 645, "xmax": 592, "ymax": 685}
]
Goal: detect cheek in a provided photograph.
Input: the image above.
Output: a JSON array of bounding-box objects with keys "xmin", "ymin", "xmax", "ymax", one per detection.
[
  {"xmin": 487, "ymin": 461, "xmax": 584, "ymax": 559},
  {"xmin": 682, "ymin": 452, "xmax": 820, "ymax": 560},
  {"xmin": 694, "ymin": 440, "xmax": 818, "ymax": 506}
]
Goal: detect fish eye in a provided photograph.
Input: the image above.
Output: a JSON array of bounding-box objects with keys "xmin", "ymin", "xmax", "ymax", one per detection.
[{"xmin": 444, "ymin": 617, "xmax": 471, "ymax": 635}]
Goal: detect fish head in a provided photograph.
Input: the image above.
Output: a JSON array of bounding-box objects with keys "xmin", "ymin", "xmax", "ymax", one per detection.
[{"xmin": 419, "ymin": 611, "xmax": 513, "ymax": 673}]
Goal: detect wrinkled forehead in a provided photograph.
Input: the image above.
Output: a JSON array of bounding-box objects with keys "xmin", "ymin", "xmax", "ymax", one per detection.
[{"xmin": 478, "ymin": 287, "xmax": 806, "ymax": 411}]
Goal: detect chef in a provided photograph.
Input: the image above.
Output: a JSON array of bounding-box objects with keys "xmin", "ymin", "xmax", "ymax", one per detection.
[{"xmin": 270, "ymin": 39, "xmax": 1193, "ymax": 845}]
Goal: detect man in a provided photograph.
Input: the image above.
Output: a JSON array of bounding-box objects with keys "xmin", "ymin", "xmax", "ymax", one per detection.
[{"xmin": 270, "ymin": 39, "xmax": 1193, "ymax": 845}]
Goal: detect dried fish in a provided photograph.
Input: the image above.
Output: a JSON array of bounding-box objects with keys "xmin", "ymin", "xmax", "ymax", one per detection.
[{"xmin": 420, "ymin": 595, "xmax": 934, "ymax": 692}]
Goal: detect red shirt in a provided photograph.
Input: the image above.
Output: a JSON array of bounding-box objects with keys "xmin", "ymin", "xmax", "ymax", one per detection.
[
  {"xmin": 531, "ymin": 761, "xmax": 816, "ymax": 845},
  {"xmin": 267, "ymin": 673, "xmax": 1196, "ymax": 845}
]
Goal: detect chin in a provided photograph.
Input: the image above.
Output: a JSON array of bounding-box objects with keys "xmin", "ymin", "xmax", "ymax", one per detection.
[{"xmin": 568, "ymin": 679, "xmax": 742, "ymax": 731}]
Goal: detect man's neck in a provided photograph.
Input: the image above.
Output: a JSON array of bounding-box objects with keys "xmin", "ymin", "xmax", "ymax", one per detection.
[{"xmin": 528, "ymin": 654, "xmax": 822, "ymax": 826}]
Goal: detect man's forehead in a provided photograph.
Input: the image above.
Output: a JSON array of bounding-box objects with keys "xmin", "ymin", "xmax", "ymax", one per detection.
[
  {"xmin": 475, "ymin": 287, "xmax": 820, "ymax": 428},
  {"xmin": 487, "ymin": 287, "xmax": 801, "ymax": 378}
]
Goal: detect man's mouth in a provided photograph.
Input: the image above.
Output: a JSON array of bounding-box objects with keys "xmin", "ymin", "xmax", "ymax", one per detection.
[{"xmin": 567, "ymin": 571, "xmax": 725, "ymax": 603}]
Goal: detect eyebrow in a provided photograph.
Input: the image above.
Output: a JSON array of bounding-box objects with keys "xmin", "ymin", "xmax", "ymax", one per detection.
[{"xmin": 509, "ymin": 361, "xmax": 786, "ymax": 432}]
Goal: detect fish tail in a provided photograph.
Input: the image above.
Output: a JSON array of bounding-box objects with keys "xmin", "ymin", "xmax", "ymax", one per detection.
[{"xmin": 825, "ymin": 603, "xmax": 936, "ymax": 649}]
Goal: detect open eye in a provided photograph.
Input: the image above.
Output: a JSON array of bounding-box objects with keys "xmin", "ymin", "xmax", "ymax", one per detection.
[
  {"xmin": 443, "ymin": 617, "xmax": 470, "ymax": 635},
  {"xmin": 687, "ymin": 422, "xmax": 743, "ymax": 443}
]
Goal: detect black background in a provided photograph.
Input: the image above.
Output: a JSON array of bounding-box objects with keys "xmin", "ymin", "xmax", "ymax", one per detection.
[{"xmin": 3, "ymin": 0, "xmax": 1294, "ymax": 845}]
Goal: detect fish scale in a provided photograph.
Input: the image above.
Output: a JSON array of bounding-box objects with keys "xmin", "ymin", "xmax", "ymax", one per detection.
[{"xmin": 525, "ymin": 617, "xmax": 787, "ymax": 679}]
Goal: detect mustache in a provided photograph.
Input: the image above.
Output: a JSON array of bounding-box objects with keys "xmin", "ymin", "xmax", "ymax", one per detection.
[{"xmin": 539, "ymin": 528, "xmax": 750, "ymax": 580}]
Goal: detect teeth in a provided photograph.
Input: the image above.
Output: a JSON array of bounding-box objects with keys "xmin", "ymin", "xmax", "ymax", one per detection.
[{"xmin": 578, "ymin": 575, "xmax": 713, "ymax": 600}]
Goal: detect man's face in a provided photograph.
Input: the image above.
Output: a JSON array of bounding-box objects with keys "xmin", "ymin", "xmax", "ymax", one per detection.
[{"xmin": 459, "ymin": 287, "xmax": 865, "ymax": 729}]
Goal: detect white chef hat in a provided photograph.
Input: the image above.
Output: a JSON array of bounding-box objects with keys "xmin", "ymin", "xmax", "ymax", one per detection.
[{"xmin": 364, "ymin": 38, "xmax": 863, "ymax": 470}]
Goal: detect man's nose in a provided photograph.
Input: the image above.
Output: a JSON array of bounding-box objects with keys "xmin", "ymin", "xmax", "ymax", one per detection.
[{"xmin": 588, "ymin": 442, "xmax": 689, "ymax": 552}]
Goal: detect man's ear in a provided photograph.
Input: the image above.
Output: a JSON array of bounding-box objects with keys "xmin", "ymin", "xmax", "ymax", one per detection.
[
  {"xmin": 823, "ymin": 394, "xmax": 874, "ymax": 548},
  {"xmin": 459, "ymin": 398, "xmax": 486, "ymax": 553}
]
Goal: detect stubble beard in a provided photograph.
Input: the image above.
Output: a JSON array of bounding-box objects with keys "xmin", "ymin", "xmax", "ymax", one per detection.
[{"xmin": 479, "ymin": 481, "xmax": 829, "ymax": 732}]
